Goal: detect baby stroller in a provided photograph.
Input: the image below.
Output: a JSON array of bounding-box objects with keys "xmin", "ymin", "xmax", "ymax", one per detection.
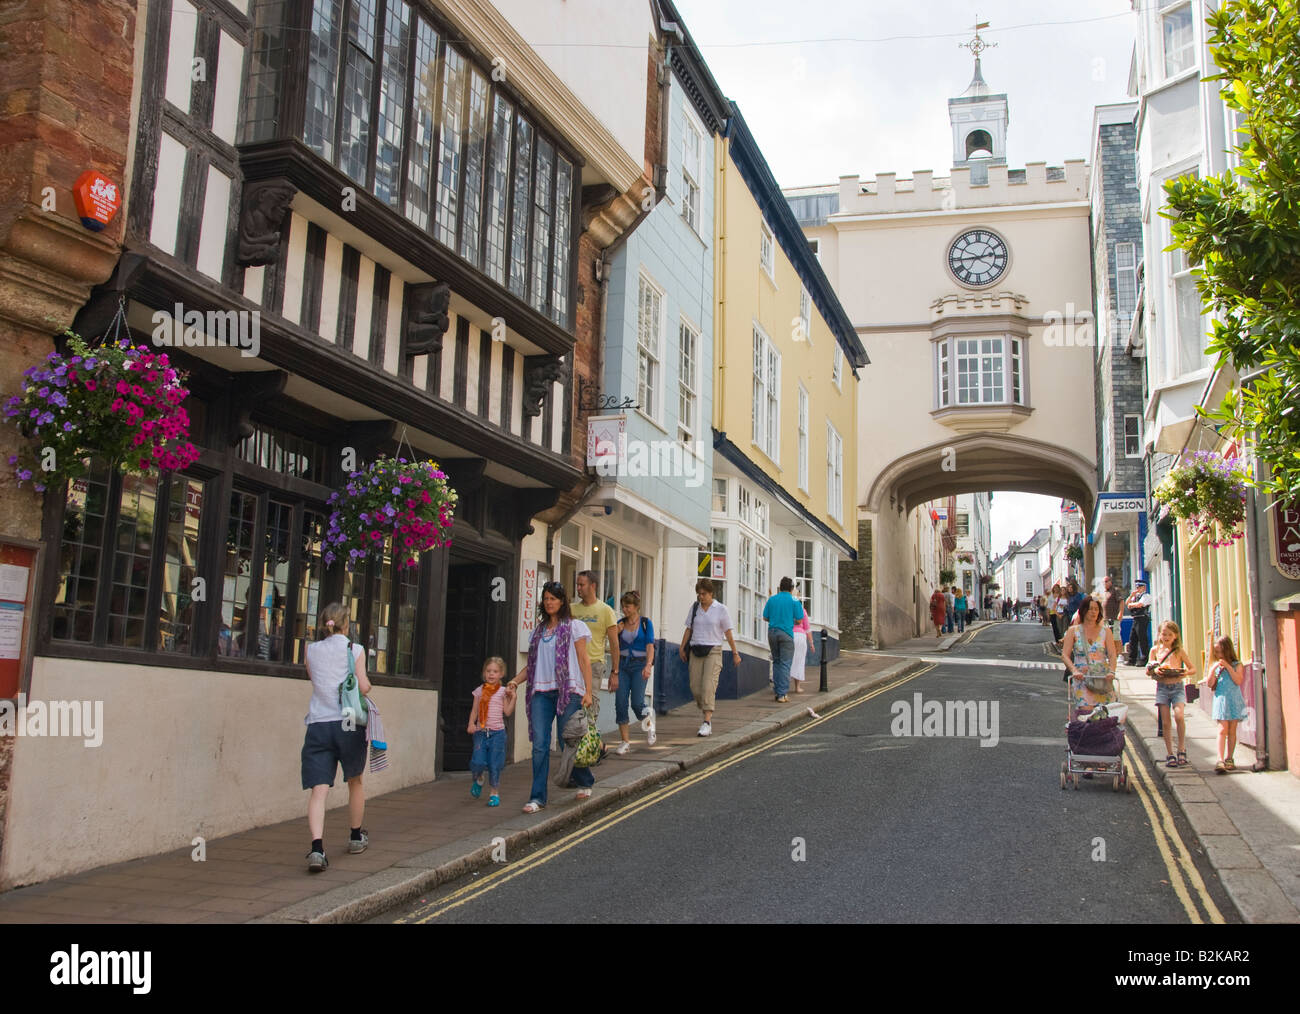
[{"xmin": 1061, "ymin": 689, "xmax": 1131, "ymax": 792}]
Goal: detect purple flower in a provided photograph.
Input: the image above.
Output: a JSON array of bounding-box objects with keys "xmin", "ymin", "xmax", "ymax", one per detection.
[
  {"xmin": 16, "ymin": 469, "xmax": 32, "ymax": 481},
  {"xmin": 63, "ymin": 421, "xmax": 74, "ymax": 432}
]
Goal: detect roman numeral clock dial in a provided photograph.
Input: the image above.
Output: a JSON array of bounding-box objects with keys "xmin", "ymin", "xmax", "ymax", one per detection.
[{"xmin": 948, "ymin": 229, "xmax": 1009, "ymax": 287}]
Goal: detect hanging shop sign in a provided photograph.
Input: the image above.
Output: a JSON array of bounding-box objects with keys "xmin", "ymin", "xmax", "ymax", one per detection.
[
  {"xmin": 1271, "ymin": 500, "xmax": 1300, "ymax": 580},
  {"xmin": 72, "ymin": 170, "xmax": 121, "ymax": 231}
]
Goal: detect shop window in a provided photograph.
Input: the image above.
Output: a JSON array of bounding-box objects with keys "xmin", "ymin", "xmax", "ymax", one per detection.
[{"xmin": 52, "ymin": 463, "xmax": 209, "ymax": 655}]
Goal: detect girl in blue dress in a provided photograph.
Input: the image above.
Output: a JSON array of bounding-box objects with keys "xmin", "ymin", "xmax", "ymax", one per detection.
[{"xmin": 1208, "ymin": 636, "xmax": 1247, "ymax": 773}]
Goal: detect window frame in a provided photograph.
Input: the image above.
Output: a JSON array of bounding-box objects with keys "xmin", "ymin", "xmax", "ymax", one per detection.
[
  {"xmin": 288, "ymin": 0, "xmax": 581, "ymax": 327},
  {"xmin": 751, "ymin": 323, "xmax": 781, "ymax": 463},
  {"xmin": 798, "ymin": 285, "xmax": 813, "ymax": 346},
  {"xmin": 797, "ymin": 384, "xmax": 809, "ymax": 492},
  {"xmin": 1115, "ymin": 241, "xmax": 1137, "ymax": 323},
  {"xmin": 681, "ymin": 102, "xmax": 705, "ymax": 235},
  {"xmin": 1124, "ymin": 414, "xmax": 1143, "ymax": 457},
  {"xmin": 760, "ymin": 219, "xmax": 775, "ymax": 280},
  {"xmin": 933, "ymin": 334, "xmax": 1026, "ymax": 408},
  {"xmin": 39, "ymin": 405, "xmax": 435, "ymax": 686},
  {"xmin": 677, "ymin": 316, "xmax": 700, "ymax": 445},
  {"xmin": 1161, "ymin": 1, "xmax": 1196, "ymax": 79},
  {"xmin": 832, "ymin": 344, "xmax": 843, "ymax": 389},
  {"xmin": 637, "ymin": 271, "xmax": 666, "ymax": 425},
  {"xmin": 826, "ymin": 421, "xmax": 843, "ymax": 524}
]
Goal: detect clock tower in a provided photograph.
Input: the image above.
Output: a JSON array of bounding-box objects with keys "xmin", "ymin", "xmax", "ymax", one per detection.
[{"xmin": 949, "ymin": 22, "xmax": 1008, "ymax": 183}]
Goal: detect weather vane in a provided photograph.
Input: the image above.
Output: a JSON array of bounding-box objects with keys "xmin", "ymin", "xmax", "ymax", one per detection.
[{"xmin": 959, "ymin": 17, "xmax": 997, "ymax": 59}]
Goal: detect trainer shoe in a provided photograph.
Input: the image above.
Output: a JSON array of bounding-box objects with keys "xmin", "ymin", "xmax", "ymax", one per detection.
[
  {"xmin": 348, "ymin": 830, "xmax": 369, "ymax": 854},
  {"xmin": 306, "ymin": 850, "xmax": 328, "ymax": 873},
  {"xmin": 697, "ymin": 721, "xmax": 712, "ymax": 737},
  {"xmin": 645, "ymin": 712, "xmax": 657, "ymax": 746},
  {"xmin": 614, "ymin": 740, "xmax": 631, "ymax": 755}
]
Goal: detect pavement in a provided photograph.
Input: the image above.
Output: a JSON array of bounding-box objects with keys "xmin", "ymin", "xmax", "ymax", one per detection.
[
  {"xmin": 1115, "ymin": 662, "xmax": 1300, "ymax": 923},
  {"xmin": 0, "ymin": 651, "xmax": 923, "ymax": 924}
]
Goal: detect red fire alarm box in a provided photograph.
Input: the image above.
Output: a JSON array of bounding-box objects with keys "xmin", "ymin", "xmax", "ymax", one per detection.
[
  {"xmin": 72, "ymin": 170, "xmax": 122, "ymax": 232},
  {"xmin": 0, "ymin": 541, "xmax": 40, "ymax": 699}
]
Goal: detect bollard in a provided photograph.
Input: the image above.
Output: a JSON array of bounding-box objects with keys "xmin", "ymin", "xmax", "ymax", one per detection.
[{"xmin": 819, "ymin": 628, "xmax": 828, "ymax": 692}]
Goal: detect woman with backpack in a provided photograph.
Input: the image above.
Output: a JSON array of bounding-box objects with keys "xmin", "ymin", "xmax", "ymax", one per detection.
[
  {"xmin": 610, "ymin": 590, "xmax": 656, "ymax": 754},
  {"xmin": 301, "ymin": 602, "xmax": 371, "ymax": 873}
]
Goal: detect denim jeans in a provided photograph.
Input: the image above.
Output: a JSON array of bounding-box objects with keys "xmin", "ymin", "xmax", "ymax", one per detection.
[
  {"xmin": 955, "ymin": 610, "xmax": 966, "ymax": 633},
  {"xmin": 529, "ymin": 689, "xmax": 593, "ymax": 805},
  {"xmin": 944, "ymin": 609, "xmax": 954, "ymax": 633},
  {"xmin": 615, "ymin": 655, "xmax": 651, "ymax": 726},
  {"xmin": 469, "ymin": 728, "xmax": 507, "ymax": 788},
  {"xmin": 768, "ymin": 628, "xmax": 794, "ymax": 697}
]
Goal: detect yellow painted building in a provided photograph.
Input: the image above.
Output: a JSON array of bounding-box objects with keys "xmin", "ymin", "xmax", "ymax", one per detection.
[{"xmin": 706, "ymin": 105, "xmax": 866, "ymax": 668}]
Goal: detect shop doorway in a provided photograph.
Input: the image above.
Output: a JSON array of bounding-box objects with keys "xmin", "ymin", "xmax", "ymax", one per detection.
[{"xmin": 440, "ymin": 561, "xmax": 495, "ymax": 771}]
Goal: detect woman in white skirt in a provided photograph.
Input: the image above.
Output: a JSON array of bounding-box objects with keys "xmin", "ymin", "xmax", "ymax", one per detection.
[{"xmin": 789, "ymin": 612, "xmax": 814, "ymax": 692}]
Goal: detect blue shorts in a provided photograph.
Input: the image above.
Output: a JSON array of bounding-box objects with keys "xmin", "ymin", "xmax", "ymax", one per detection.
[
  {"xmin": 1155, "ymin": 681, "xmax": 1186, "ymax": 708},
  {"xmin": 470, "ymin": 728, "xmax": 507, "ymax": 786},
  {"xmin": 301, "ymin": 720, "xmax": 368, "ymax": 789}
]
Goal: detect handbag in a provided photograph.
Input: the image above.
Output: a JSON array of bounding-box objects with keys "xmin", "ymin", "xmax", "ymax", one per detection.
[
  {"xmin": 574, "ymin": 704, "xmax": 603, "ymax": 767},
  {"xmin": 1185, "ymin": 682, "xmax": 1200, "ymax": 703},
  {"xmin": 338, "ymin": 639, "xmax": 369, "ymax": 728},
  {"xmin": 687, "ymin": 601, "xmax": 713, "ymax": 657}
]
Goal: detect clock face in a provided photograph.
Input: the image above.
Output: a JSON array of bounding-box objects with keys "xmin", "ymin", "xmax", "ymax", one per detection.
[{"xmin": 948, "ymin": 229, "xmax": 1009, "ymax": 287}]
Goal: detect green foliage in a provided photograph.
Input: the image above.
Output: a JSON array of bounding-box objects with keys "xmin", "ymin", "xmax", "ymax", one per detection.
[
  {"xmin": 1065, "ymin": 544, "xmax": 1084, "ymax": 562},
  {"xmin": 938, "ymin": 568, "xmax": 956, "ymax": 586},
  {"xmin": 1153, "ymin": 451, "xmax": 1249, "ymax": 548},
  {"xmin": 1163, "ymin": 0, "xmax": 1300, "ymax": 503}
]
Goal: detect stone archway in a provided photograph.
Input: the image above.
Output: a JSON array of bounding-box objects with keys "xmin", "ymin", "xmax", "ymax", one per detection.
[
  {"xmin": 845, "ymin": 434, "xmax": 1095, "ymax": 649},
  {"xmin": 866, "ymin": 433, "xmax": 1095, "ymax": 518}
]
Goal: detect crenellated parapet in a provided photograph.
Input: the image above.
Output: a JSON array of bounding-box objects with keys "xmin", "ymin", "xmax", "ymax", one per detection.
[{"xmin": 835, "ymin": 160, "xmax": 1089, "ymax": 216}]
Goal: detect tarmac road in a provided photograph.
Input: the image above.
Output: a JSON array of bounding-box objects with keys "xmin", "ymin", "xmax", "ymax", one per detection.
[{"xmin": 378, "ymin": 622, "xmax": 1238, "ymax": 923}]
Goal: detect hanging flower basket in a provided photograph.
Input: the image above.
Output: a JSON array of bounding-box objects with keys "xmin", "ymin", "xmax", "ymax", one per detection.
[
  {"xmin": 1065, "ymin": 544, "xmax": 1084, "ymax": 562},
  {"xmin": 956, "ymin": 551, "xmax": 974, "ymax": 564},
  {"xmin": 3, "ymin": 333, "xmax": 199, "ymax": 492},
  {"xmin": 324, "ymin": 456, "xmax": 458, "ymax": 570},
  {"xmin": 1153, "ymin": 450, "xmax": 1248, "ymax": 549}
]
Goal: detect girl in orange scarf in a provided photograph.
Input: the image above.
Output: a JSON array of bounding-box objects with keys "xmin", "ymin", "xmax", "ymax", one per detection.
[{"xmin": 468, "ymin": 658, "xmax": 515, "ymax": 806}]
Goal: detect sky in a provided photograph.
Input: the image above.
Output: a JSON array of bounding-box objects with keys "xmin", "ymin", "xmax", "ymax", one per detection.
[
  {"xmin": 671, "ymin": 0, "xmax": 1137, "ymax": 187},
  {"xmin": 989, "ymin": 492, "xmax": 1062, "ymax": 559},
  {"xmin": 670, "ymin": 0, "xmax": 1132, "ymax": 547}
]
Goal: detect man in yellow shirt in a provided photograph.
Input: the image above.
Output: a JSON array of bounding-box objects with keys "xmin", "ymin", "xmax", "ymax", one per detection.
[{"xmin": 572, "ymin": 570, "xmax": 620, "ymax": 691}]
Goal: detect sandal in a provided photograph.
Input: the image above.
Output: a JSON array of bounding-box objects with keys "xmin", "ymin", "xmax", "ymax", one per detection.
[
  {"xmin": 488, "ymin": 794, "xmax": 500, "ymax": 806},
  {"xmin": 1177, "ymin": 751, "xmax": 1188, "ymax": 767},
  {"xmin": 1165, "ymin": 754, "xmax": 1178, "ymax": 766},
  {"xmin": 775, "ymin": 695, "xmax": 789, "ymax": 703},
  {"xmin": 522, "ymin": 800, "xmax": 544, "ymax": 813},
  {"xmin": 1224, "ymin": 758, "xmax": 1235, "ymax": 770},
  {"xmin": 1215, "ymin": 761, "xmax": 1226, "ymax": 774},
  {"xmin": 576, "ymin": 788, "xmax": 593, "ymax": 800}
]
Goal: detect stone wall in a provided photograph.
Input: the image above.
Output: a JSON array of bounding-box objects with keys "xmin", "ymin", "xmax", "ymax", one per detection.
[
  {"xmin": 0, "ymin": 0, "xmax": 137, "ymax": 888},
  {"xmin": 839, "ymin": 518, "xmax": 873, "ymax": 648},
  {"xmin": 1093, "ymin": 120, "xmax": 1146, "ymax": 494}
]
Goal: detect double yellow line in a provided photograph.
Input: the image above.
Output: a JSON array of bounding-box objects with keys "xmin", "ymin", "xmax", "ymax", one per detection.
[
  {"xmin": 1121, "ymin": 743, "xmax": 1225, "ymax": 924},
  {"xmin": 398, "ymin": 658, "xmax": 1224, "ymax": 925},
  {"xmin": 399, "ymin": 664, "xmax": 935, "ymax": 923}
]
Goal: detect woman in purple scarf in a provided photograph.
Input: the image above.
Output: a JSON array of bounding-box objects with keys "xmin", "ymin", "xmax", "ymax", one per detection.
[{"xmin": 506, "ymin": 581, "xmax": 595, "ymax": 813}]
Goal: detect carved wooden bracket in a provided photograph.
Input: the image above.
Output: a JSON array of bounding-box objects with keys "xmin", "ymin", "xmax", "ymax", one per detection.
[
  {"xmin": 69, "ymin": 251, "xmax": 149, "ymax": 341},
  {"xmin": 403, "ymin": 281, "xmax": 452, "ymax": 357},
  {"xmin": 237, "ymin": 179, "xmax": 297, "ymax": 266},
  {"xmin": 345, "ymin": 419, "xmax": 399, "ymax": 464},
  {"xmin": 522, "ymin": 355, "xmax": 566, "ymax": 418},
  {"xmin": 227, "ymin": 370, "xmax": 288, "ymax": 445}
]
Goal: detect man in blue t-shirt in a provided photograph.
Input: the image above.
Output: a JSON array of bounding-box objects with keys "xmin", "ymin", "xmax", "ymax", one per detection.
[{"xmin": 763, "ymin": 577, "xmax": 806, "ymax": 702}]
